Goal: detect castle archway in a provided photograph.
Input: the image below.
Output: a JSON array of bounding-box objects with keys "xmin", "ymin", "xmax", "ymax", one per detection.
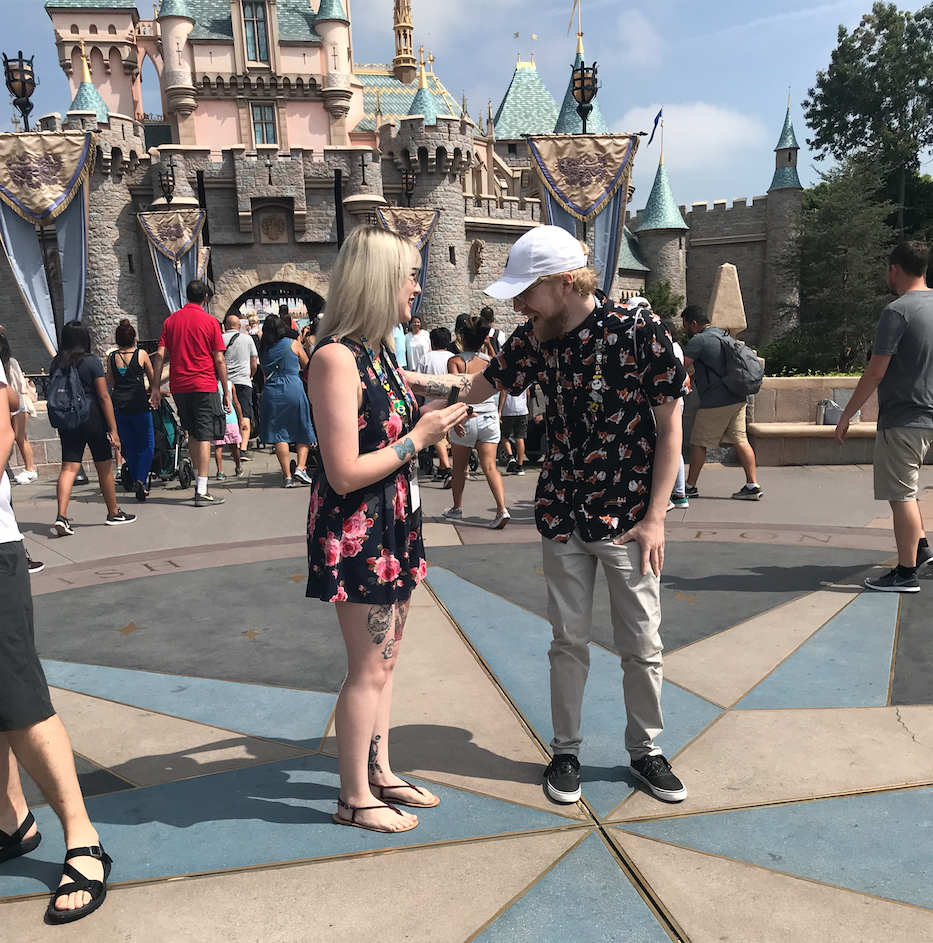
[
  {"xmin": 211, "ymin": 265, "xmax": 329, "ymax": 322},
  {"xmin": 223, "ymin": 281, "xmax": 326, "ymax": 322}
]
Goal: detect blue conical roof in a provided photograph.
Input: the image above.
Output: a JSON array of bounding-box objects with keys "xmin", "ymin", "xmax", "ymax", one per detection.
[
  {"xmin": 769, "ymin": 164, "xmax": 802, "ymax": 191},
  {"xmin": 775, "ymin": 106, "xmax": 799, "ymax": 150},
  {"xmin": 638, "ymin": 159, "xmax": 688, "ymax": 232},
  {"xmin": 554, "ymin": 42, "xmax": 608, "ymax": 134},
  {"xmin": 158, "ymin": 0, "xmax": 193, "ymax": 19},
  {"xmin": 316, "ymin": 0, "xmax": 348, "ymax": 22},
  {"xmin": 70, "ymin": 80, "xmax": 108, "ymax": 123},
  {"xmin": 408, "ymin": 63, "xmax": 441, "ymax": 125},
  {"xmin": 494, "ymin": 62, "xmax": 559, "ymax": 139}
]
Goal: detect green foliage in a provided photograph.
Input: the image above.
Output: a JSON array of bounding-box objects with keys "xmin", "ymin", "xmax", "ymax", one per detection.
[
  {"xmin": 803, "ymin": 2, "xmax": 933, "ymax": 234},
  {"xmin": 766, "ymin": 157, "xmax": 895, "ymax": 375},
  {"xmin": 643, "ymin": 281, "xmax": 684, "ymax": 319}
]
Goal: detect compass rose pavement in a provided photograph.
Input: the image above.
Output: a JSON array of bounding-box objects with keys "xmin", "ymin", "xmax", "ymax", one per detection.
[{"xmin": 1, "ymin": 461, "xmax": 932, "ymax": 942}]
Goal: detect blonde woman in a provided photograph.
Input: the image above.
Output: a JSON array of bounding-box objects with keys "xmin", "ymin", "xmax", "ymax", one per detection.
[{"xmin": 307, "ymin": 227, "xmax": 467, "ymax": 834}]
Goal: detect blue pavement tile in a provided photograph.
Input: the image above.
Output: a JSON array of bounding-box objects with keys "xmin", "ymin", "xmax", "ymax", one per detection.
[
  {"xmin": 0, "ymin": 754, "xmax": 571, "ymax": 900},
  {"xmin": 427, "ymin": 569, "xmax": 721, "ymax": 817},
  {"xmin": 736, "ymin": 592, "xmax": 899, "ymax": 709},
  {"xmin": 42, "ymin": 660, "xmax": 336, "ymax": 749},
  {"xmin": 619, "ymin": 787, "xmax": 933, "ymax": 909},
  {"xmin": 475, "ymin": 833, "xmax": 671, "ymax": 942}
]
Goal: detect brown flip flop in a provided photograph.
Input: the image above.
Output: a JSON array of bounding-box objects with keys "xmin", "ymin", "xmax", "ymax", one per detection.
[
  {"xmin": 370, "ymin": 779, "xmax": 441, "ymax": 808},
  {"xmin": 332, "ymin": 798, "xmax": 418, "ymax": 833}
]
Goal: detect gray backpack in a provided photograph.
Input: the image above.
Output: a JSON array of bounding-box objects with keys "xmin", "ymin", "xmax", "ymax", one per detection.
[{"xmin": 708, "ymin": 335, "xmax": 765, "ymax": 397}]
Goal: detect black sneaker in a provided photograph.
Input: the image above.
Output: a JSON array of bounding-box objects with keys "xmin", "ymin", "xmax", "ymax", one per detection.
[
  {"xmin": 506, "ymin": 459, "xmax": 519, "ymax": 475},
  {"xmin": 53, "ymin": 515, "xmax": 74, "ymax": 537},
  {"xmin": 195, "ymin": 491, "xmax": 225, "ymax": 507},
  {"xmin": 864, "ymin": 567, "xmax": 920, "ymax": 593},
  {"xmin": 543, "ymin": 754, "xmax": 581, "ymax": 804},
  {"xmin": 629, "ymin": 754, "xmax": 688, "ymax": 803},
  {"xmin": 917, "ymin": 543, "xmax": 933, "ymax": 572},
  {"xmin": 106, "ymin": 510, "xmax": 137, "ymax": 526},
  {"xmin": 26, "ymin": 551, "xmax": 44, "ymax": 574},
  {"xmin": 684, "ymin": 484, "xmax": 699, "ymax": 499},
  {"xmin": 732, "ymin": 484, "xmax": 763, "ymax": 501}
]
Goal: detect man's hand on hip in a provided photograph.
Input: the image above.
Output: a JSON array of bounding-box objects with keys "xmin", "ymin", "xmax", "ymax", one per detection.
[{"xmin": 613, "ymin": 516, "xmax": 666, "ymax": 577}]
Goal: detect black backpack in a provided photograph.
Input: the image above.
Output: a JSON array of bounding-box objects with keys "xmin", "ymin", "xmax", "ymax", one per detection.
[
  {"xmin": 47, "ymin": 363, "xmax": 91, "ymax": 429},
  {"xmin": 708, "ymin": 334, "xmax": 765, "ymax": 397}
]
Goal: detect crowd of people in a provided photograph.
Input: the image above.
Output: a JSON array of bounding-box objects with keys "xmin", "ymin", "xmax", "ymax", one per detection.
[{"xmin": 2, "ymin": 224, "xmax": 932, "ymax": 924}]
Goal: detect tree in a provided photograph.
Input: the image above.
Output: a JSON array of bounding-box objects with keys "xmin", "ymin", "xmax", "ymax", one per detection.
[
  {"xmin": 803, "ymin": 2, "xmax": 933, "ymax": 234},
  {"xmin": 763, "ymin": 158, "xmax": 894, "ymax": 374},
  {"xmin": 643, "ymin": 280, "xmax": 684, "ymax": 319}
]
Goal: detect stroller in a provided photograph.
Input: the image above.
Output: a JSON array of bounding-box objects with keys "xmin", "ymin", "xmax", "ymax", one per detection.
[{"xmin": 120, "ymin": 398, "xmax": 194, "ymax": 492}]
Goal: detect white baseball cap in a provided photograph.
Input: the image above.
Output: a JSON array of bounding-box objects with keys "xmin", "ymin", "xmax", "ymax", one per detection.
[
  {"xmin": 623, "ymin": 295, "xmax": 652, "ymax": 310},
  {"xmin": 484, "ymin": 226, "xmax": 587, "ymax": 299}
]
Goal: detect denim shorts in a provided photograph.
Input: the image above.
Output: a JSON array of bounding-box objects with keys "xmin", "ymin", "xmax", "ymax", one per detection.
[{"xmin": 449, "ymin": 411, "xmax": 501, "ymax": 447}]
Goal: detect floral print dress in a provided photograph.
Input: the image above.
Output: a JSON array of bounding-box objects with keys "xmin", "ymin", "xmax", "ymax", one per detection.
[{"xmin": 306, "ymin": 337, "xmax": 426, "ymax": 605}]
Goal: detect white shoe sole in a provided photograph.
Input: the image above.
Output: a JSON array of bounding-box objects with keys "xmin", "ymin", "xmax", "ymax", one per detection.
[
  {"xmin": 489, "ymin": 514, "xmax": 510, "ymax": 530},
  {"xmin": 863, "ymin": 578, "xmax": 920, "ymax": 593},
  {"xmin": 105, "ymin": 517, "xmax": 136, "ymax": 526},
  {"xmin": 53, "ymin": 522, "xmax": 73, "ymax": 537},
  {"xmin": 545, "ymin": 780, "xmax": 582, "ymax": 804},
  {"xmin": 629, "ymin": 767, "xmax": 688, "ymax": 803}
]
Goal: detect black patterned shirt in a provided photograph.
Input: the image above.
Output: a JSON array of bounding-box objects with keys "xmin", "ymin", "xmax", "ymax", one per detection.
[{"xmin": 483, "ymin": 294, "xmax": 687, "ymax": 543}]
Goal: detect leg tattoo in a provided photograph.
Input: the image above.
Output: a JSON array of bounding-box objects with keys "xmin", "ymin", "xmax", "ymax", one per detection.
[
  {"xmin": 383, "ymin": 602, "xmax": 409, "ymax": 660},
  {"xmin": 367, "ymin": 605, "xmax": 393, "ymax": 646},
  {"xmin": 368, "ymin": 735, "xmax": 382, "ymax": 775}
]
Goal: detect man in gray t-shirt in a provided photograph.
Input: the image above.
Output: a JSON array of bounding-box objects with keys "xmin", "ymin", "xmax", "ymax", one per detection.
[
  {"xmin": 222, "ymin": 314, "xmax": 257, "ymax": 451},
  {"xmin": 836, "ymin": 241, "xmax": 933, "ymax": 593}
]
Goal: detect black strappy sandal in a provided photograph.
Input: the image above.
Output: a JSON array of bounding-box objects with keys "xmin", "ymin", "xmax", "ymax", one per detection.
[
  {"xmin": 45, "ymin": 844, "xmax": 113, "ymax": 925},
  {"xmin": 369, "ymin": 779, "xmax": 440, "ymax": 808},
  {"xmin": 332, "ymin": 797, "xmax": 418, "ymax": 833},
  {"xmin": 0, "ymin": 810, "xmax": 41, "ymax": 862}
]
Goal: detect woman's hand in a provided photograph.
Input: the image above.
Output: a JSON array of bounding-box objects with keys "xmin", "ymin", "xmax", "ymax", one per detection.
[
  {"xmin": 415, "ymin": 403, "xmax": 468, "ymax": 448},
  {"xmin": 108, "ymin": 430, "xmax": 121, "ymax": 452}
]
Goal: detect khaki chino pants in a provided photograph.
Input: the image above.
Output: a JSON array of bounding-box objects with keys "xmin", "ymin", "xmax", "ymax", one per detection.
[{"xmin": 542, "ymin": 531, "xmax": 664, "ymax": 761}]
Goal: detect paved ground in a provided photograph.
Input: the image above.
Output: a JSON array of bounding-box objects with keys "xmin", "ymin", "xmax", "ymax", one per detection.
[{"xmin": 2, "ymin": 453, "xmax": 932, "ymax": 941}]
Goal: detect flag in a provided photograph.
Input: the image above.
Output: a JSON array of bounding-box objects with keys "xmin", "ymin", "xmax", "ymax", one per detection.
[
  {"xmin": 647, "ymin": 107, "xmax": 663, "ymax": 146},
  {"xmin": 514, "ymin": 32, "xmax": 519, "ymax": 39},
  {"xmin": 532, "ymin": 33, "xmax": 538, "ymax": 40},
  {"xmin": 567, "ymin": 0, "xmax": 579, "ymax": 35}
]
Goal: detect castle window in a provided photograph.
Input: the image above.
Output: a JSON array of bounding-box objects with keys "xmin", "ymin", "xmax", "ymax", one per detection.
[
  {"xmin": 89, "ymin": 24, "xmax": 98, "ymax": 34},
  {"xmin": 508, "ymin": 143, "xmax": 517, "ymax": 156},
  {"xmin": 449, "ymin": 246, "xmax": 456, "ymax": 265},
  {"xmin": 70, "ymin": 24, "xmax": 79, "ymax": 34},
  {"xmin": 108, "ymin": 25, "xmax": 117, "ymax": 35},
  {"xmin": 243, "ymin": 2, "xmax": 269, "ymax": 63},
  {"xmin": 251, "ymin": 103, "xmax": 277, "ymax": 145}
]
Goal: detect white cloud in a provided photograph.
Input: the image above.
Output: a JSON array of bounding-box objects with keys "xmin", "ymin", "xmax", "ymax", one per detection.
[{"xmin": 617, "ymin": 9, "xmax": 662, "ymax": 65}]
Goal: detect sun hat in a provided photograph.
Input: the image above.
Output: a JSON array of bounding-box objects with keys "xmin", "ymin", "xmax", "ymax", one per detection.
[{"xmin": 484, "ymin": 226, "xmax": 587, "ymax": 299}]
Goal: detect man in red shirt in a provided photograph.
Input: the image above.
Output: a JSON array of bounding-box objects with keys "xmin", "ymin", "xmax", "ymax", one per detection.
[{"xmin": 150, "ymin": 280, "xmax": 230, "ymax": 507}]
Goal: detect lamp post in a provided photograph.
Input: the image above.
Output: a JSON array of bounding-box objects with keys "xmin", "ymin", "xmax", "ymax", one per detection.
[
  {"xmin": 400, "ymin": 168, "xmax": 416, "ymax": 207},
  {"xmin": 3, "ymin": 51, "xmax": 37, "ymax": 132},
  {"xmin": 571, "ymin": 58, "xmax": 599, "ymax": 136},
  {"xmin": 158, "ymin": 162, "xmax": 176, "ymax": 204}
]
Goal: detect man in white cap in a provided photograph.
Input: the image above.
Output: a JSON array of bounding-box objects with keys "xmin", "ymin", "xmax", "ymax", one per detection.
[{"xmin": 404, "ymin": 226, "xmax": 689, "ymax": 804}]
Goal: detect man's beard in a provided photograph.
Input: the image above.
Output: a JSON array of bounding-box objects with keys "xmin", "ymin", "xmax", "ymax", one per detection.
[{"xmin": 533, "ymin": 303, "xmax": 570, "ymax": 341}]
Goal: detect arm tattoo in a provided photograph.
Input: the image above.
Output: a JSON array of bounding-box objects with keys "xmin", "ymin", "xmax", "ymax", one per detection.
[
  {"xmin": 367, "ymin": 605, "xmax": 393, "ymax": 645},
  {"xmin": 392, "ymin": 436, "xmax": 416, "ymax": 461},
  {"xmin": 368, "ymin": 735, "xmax": 383, "ymax": 775},
  {"xmin": 411, "ymin": 374, "xmax": 474, "ymax": 399}
]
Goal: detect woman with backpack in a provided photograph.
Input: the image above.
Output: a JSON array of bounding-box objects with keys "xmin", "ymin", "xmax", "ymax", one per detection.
[
  {"xmin": 258, "ymin": 314, "xmax": 315, "ymax": 488},
  {"xmin": 105, "ymin": 319, "xmax": 156, "ymax": 503},
  {"xmin": 49, "ymin": 320, "xmax": 136, "ymax": 536}
]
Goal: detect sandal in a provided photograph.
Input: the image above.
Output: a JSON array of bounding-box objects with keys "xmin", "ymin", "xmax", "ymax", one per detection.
[
  {"xmin": 370, "ymin": 779, "xmax": 440, "ymax": 808},
  {"xmin": 0, "ymin": 810, "xmax": 41, "ymax": 862},
  {"xmin": 45, "ymin": 844, "xmax": 113, "ymax": 925},
  {"xmin": 332, "ymin": 798, "xmax": 418, "ymax": 834}
]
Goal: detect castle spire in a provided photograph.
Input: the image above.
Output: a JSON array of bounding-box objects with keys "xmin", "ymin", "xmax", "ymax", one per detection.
[
  {"xmin": 70, "ymin": 39, "xmax": 109, "ymax": 123},
  {"xmin": 769, "ymin": 103, "xmax": 802, "ymax": 191},
  {"xmin": 638, "ymin": 155, "xmax": 688, "ymax": 232},
  {"xmin": 408, "ymin": 46, "xmax": 440, "ymax": 125},
  {"xmin": 554, "ymin": 31, "xmax": 608, "ymax": 134},
  {"xmin": 393, "ymin": 0, "xmax": 417, "ymax": 84}
]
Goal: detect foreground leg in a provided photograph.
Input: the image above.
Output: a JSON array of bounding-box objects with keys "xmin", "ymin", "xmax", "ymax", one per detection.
[
  {"xmin": 56, "ymin": 461, "xmax": 82, "ymax": 518},
  {"xmin": 733, "ymin": 439, "xmax": 759, "ymax": 485},
  {"xmin": 94, "ymin": 459, "xmax": 119, "ymax": 517},
  {"xmin": 476, "ymin": 441, "xmax": 507, "ymax": 513},
  {"xmin": 892, "ymin": 499, "xmax": 925, "ymax": 568},
  {"xmin": 274, "ymin": 442, "xmax": 291, "ymax": 479},
  {"xmin": 13, "ymin": 414, "xmax": 35, "ymax": 473},
  {"xmin": 333, "ymin": 601, "xmax": 418, "ymax": 832}
]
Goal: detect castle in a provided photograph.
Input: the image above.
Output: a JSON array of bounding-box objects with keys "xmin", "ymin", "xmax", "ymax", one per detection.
[{"xmin": 1, "ymin": 0, "xmax": 802, "ymax": 371}]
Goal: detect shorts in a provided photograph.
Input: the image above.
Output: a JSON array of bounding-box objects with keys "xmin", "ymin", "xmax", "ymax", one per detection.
[
  {"xmin": 234, "ymin": 384, "xmax": 253, "ymax": 421},
  {"xmin": 173, "ymin": 391, "xmax": 225, "ymax": 443},
  {"xmin": 691, "ymin": 402, "xmax": 748, "ymax": 449},
  {"xmin": 59, "ymin": 400, "xmax": 112, "ymax": 464},
  {"xmin": 0, "ymin": 541, "xmax": 55, "ymax": 732},
  {"xmin": 501, "ymin": 414, "xmax": 528, "ymax": 441},
  {"xmin": 449, "ymin": 411, "xmax": 501, "ymax": 447},
  {"xmin": 873, "ymin": 427, "xmax": 933, "ymax": 501}
]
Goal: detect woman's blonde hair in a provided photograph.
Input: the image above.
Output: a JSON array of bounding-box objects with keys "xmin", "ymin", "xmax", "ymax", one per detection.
[{"xmin": 319, "ymin": 226, "xmax": 421, "ymax": 352}]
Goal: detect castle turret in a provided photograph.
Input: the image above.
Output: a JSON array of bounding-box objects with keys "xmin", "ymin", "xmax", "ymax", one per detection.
[
  {"xmin": 760, "ymin": 102, "xmax": 803, "ymax": 344},
  {"xmin": 317, "ymin": 0, "xmax": 353, "ymax": 145},
  {"xmin": 408, "ymin": 53, "xmax": 440, "ymax": 125},
  {"xmin": 392, "ymin": 0, "xmax": 417, "ymax": 85},
  {"xmin": 634, "ymin": 153, "xmax": 688, "ymax": 302},
  {"xmin": 68, "ymin": 42, "xmax": 109, "ymax": 124},
  {"xmin": 554, "ymin": 34, "xmax": 608, "ymax": 135},
  {"xmin": 157, "ymin": 0, "xmax": 198, "ymax": 143},
  {"xmin": 493, "ymin": 59, "xmax": 559, "ymax": 139}
]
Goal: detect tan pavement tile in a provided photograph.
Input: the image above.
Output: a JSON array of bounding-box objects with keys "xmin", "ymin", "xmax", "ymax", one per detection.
[
  {"xmin": 662, "ymin": 588, "xmax": 862, "ymax": 708},
  {"xmin": 612, "ymin": 831, "xmax": 933, "ymax": 943},
  {"xmin": 321, "ymin": 592, "xmax": 587, "ymax": 819},
  {"xmin": 0, "ymin": 829, "xmax": 587, "ymax": 943},
  {"xmin": 422, "ymin": 521, "xmax": 462, "ymax": 547},
  {"xmin": 49, "ymin": 688, "xmax": 308, "ymax": 787},
  {"xmin": 610, "ymin": 707, "xmax": 933, "ymax": 821}
]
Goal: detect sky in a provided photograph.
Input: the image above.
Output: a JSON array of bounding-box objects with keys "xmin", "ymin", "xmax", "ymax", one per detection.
[{"xmin": 1, "ymin": 0, "xmax": 928, "ymax": 212}]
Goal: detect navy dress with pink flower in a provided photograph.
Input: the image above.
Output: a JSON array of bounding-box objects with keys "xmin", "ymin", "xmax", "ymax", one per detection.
[{"xmin": 306, "ymin": 336, "xmax": 426, "ymax": 605}]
